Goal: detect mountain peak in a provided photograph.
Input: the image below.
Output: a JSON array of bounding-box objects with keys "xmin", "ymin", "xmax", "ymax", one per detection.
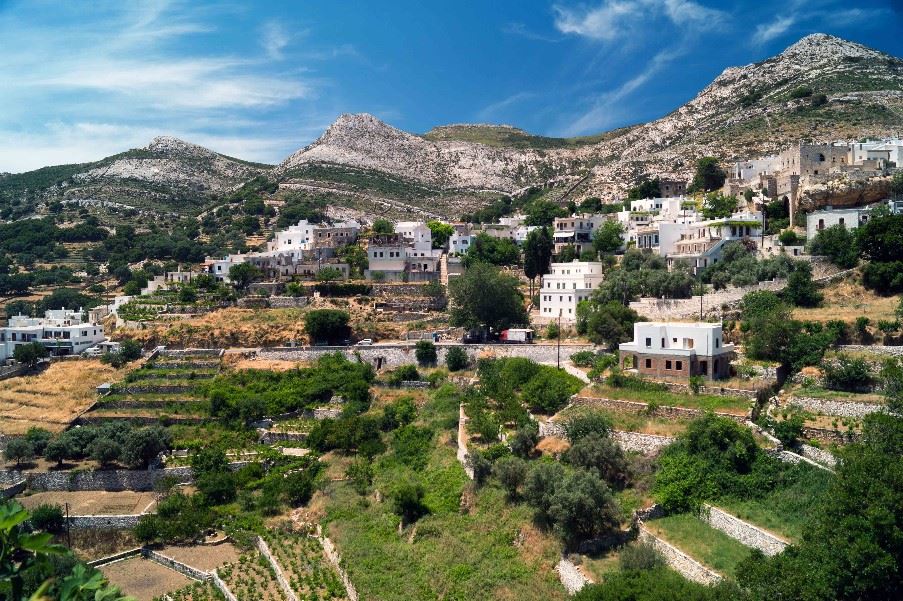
[
  {"xmin": 146, "ymin": 136, "xmax": 212, "ymax": 157},
  {"xmin": 780, "ymin": 33, "xmax": 884, "ymax": 60}
]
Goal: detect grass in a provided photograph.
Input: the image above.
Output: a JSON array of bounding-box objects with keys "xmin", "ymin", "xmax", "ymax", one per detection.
[
  {"xmin": 788, "ymin": 384, "xmax": 885, "ymax": 404},
  {"xmin": 320, "ymin": 385, "xmax": 567, "ymax": 601},
  {"xmin": 0, "ymin": 360, "xmax": 122, "ymax": 434},
  {"xmin": 644, "ymin": 514, "xmax": 753, "ymax": 578},
  {"xmin": 586, "ymin": 384, "xmax": 751, "ymax": 414},
  {"xmin": 555, "ymin": 404, "xmax": 690, "ymax": 437},
  {"xmin": 792, "ymin": 277, "xmax": 901, "ymax": 323},
  {"xmin": 716, "ymin": 462, "xmax": 833, "ymax": 542}
]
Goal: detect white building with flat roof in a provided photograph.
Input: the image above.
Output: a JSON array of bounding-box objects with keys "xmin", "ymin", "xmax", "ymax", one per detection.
[
  {"xmin": 0, "ymin": 308, "xmax": 106, "ymax": 361},
  {"xmin": 619, "ymin": 322, "xmax": 734, "ymax": 380},
  {"xmin": 539, "ymin": 260, "xmax": 606, "ymax": 321},
  {"xmin": 806, "ymin": 206, "xmax": 872, "ymax": 240}
]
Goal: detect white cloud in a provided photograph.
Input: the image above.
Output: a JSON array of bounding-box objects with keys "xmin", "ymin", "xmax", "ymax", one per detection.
[
  {"xmin": 553, "ymin": 0, "xmax": 724, "ymax": 42},
  {"xmin": 752, "ymin": 15, "xmax": 797, "ymax": 45}
]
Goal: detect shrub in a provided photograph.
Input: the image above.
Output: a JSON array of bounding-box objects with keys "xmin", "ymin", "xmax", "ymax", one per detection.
[
  {"xmin": 387, "ymin": 364, "xmax": 420, "ymax": 386},
  {"xmin": 565, "ymin": 432, "xmax": 629, "ymax": 488},
  {"xmin": 392, "ymin": 425, "xmax": 433, "ymax": 469},
  {"xmin": 346, "ymin": 459, "xmax": 373, "ymax": 495},
  {"xmin": 823, "ymin": 354, "xmax": 872, "ymax": 391},
  {"xmin": 445, "ymin": 346, "xmax": 469, "ymax": 371},
  {"xmin": 618, "ymin": 541, "xmax": 667, "ymax": 571},
  {"xmin": 570, "ymin": 350, "xmax": 596, "ymax": 368},
  {"xmin": 30, "ymin": 503, "xmax": 65, "ymax": 533},
  {"xmin": 789, "ymin": 85, "xmax": 813, "ymax": 99},
  {"xmin": 509, "ymin": 422, "xmax": 539, "ymax": 458},
  {"xmin": 547, "ymin": 470, "xmax": 621, "ymax": 545},
  {"xmin": 772, "ymin": 411, "xmax": 807, "ymax": 447},
  {"xmin": 466, "ymin": 450, "xmax": 493, "ymax": 486},
  {"xmin": 304, "ymin": 309, "xmax": 351, "ymax": 344},
  {"xmin": 546, "ymin": 322, "xmax": 560, "ymax": 339},
  {"xmin": 494, "ymin": 456, "xmax": 529, "ymax": 500},
  {"xmin": 391, "ymin": 482, "xmax": 428, "ymax": 525},
  {"xmin": 522, "ymin": 368, "xmax": 583, "ymax": 414},
  {"xmin": 414, "ymin": 340, "xmax": 437, "ymax": 366},
  {"xmin": 564, "ymin": 412, "xmax": 613, "ymax": 441},
  {"xmin": 778, "ymin": 229, "xmax": 799, "ymax": 246},
  {"xmin": 688, "ymin": 375, "xmax": 704, "ymax": 395}
]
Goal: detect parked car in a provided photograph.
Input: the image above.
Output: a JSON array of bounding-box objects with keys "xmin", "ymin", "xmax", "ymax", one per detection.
[{"xmin": 355, "ymin": 339, "xmax": 374, "ymax": 346}]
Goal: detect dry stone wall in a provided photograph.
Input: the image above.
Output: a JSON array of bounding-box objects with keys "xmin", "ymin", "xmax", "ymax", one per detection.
[
  {"xmin": 255, "ymin": 536, "xmax": 299, "ymax": 601},
  {"xmin": 638, "ymin": 528, "xmax": 722, "ymax": 585},
  {"xmin": 69, "ymin": 514, "xmax": 146, "ymax": 529},
  {"xmin": 556, "ymin": 557, "xmax": 591, "ymax": 594},
  {"xmin": 259, "ymin": 343, "xmax": 597, "ymax": 370},
  {"xmin": 143, "ymin": 548, "xmax": 209, "ymax": 581},
  {"xmin": 702, "ymin": 505, "xmax": 788, "ymax": 556},
  {"xmin": 786, "ymin": 396, "xmax": 881, "ymax": 418}
]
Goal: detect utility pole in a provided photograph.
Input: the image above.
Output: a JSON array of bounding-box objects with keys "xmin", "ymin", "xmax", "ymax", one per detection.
[
  {"xmin": 557, "ymin": 309, "xmax": 562, "ymax": 369},
  {"xmin": 65, "ymin": 502, "xmax": 71, "ymax": 549}
]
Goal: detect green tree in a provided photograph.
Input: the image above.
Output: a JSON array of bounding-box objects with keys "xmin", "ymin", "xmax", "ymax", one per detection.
[
  {"xmin": 577, "ymin": 301, "xmax": 640, "ymax": 350},
  {"xmin": 783, "ymin": 262, "xmax": 822, "ymax": 307},
  {"xmin": 43, "ymin": 438, "xmax": 72, "ymax": 467},
  {"xmin": 304, "ymin": 309, "xmax": 351, "ymax": 344},
  {"xmin": 525, "ymin": 199, "xmax": 567, "ymax": 226},
  {"xmin": 564, "ymin": 432, "xmax": 628, "ymax": 487},
  {"xmin": 371, "ymin": 218, "xmax": 394, "ymax": 234},
  {"xmin": 427, "ymin": 220, "xmax": 454, "ymax": 249},
  {"xmin": 523, "ymin": 226, "xmax": 553, "ymax": 296},
  {"xmin": 391, "ymin": 482, "xmax": 428, "ymax": 525},
  {"xmin": 89, "ymin": 438, "xmax": 121, "ymax": 467},
  {"xmin": 808, "ymin": 224, "xmax": 859, "ymax": 268},
  {"xmin": 592, "ymin": 220, "xmax": 625, "ymax": 254},
  {"xmin": 227, "ymin": 262, "xmax": 261, "ymax": 290},
  {"xmin": 627, "ymin": 177, "xmax": 661, "ymax": 200},
  {"xmin": 414, "ymin": 340, "xmax": 437, "ymax": 366},
  {"xmin": 448, "ymin": 263, "xmax": 528, "ymax": 333},
  {"xmin": 463, "ymin": 233, "xmax": 521, "ymax": 267},
  {"xmin": 337, "ymin": 243, "xmax": 368, "ymax": 278},
  {"xmin": 494, "ymin": 456, "xmax": 529, "ymax": 500},
  {"xmin": 522, "ymin": 368, "xmax": 583, "ymax": 413},
  {"xmin": 701, "ymin": 192, "xmax": 738, "ymax": 219},
  {"xmin": 445, "ymin": 346, "xmax": 469, "ymax": 371},
  {"xmin": 121, "ymin": 427, "xmax": 170, "ymax": 469},
  {"xmin": 557, "ymin": 244, "xmax": 578, "ymax": 262},
  {"xmin": 688, "ymin": 157, "xmax": 727, "ymax": 193},
  {"xmin": 548, "ymin": 470, "xmax": 621, "ymax": 545},
  {"xmin": 5, "ymin": 438, "xmax": 34, "ymax": 466},
  {"xmin": 315, "ymin": 266, "xmax": 344, "ymax": 282},
  {"xmin": 13, "ymin": 342, "xmax": 48, "ymax": 367}
]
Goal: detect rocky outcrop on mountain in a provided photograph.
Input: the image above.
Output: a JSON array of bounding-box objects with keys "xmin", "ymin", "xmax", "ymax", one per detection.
[
  {"xmin": 279, "ymin": 113, "xmax": 551, "ymax": 191},
  {"xmin": 797, "ymin": 172, "xmax": 894, "ymax": 212}
]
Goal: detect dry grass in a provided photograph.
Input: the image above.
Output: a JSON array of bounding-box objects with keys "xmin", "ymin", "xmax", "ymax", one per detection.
[
  {"xmin": 793, "ymin": 278, "xmax": 900, "ymax": 323},
  {"xmin": 159, "ymin": 543, "xmax": 241, "ymax": 572},
  {"xmin": 0, "ymin": 360, "xmax": 121, "ymax": 434},
  {"xmin": 100, "ymin": 557, "xmax": 193, "ymax": 601},
  {"xmin": 536, "ymin": 436, "xmax": 570, "ymax": 457}
]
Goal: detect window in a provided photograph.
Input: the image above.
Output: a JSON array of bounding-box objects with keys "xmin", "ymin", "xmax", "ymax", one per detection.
[
  {"xmin": 645, "ymin": 358, "xmax": 652, "ymax": 368},
  {"xmin": 839, "ymin": 218, "xmax": 845, "ymax": 226},
  {"xmin": 645, "ymin": 337, "xmax": 652, "ymax": 348},
  {"xmin": 715, "ymin": 338, "xmax": 720, "ymax": 348},
  {"xmin": 661, "ymin": 338, "xmax": 666, "ymax": 347},
  {"xmin": 675, "ymin": 361, "xmax": 682, "ymax": 371},
  {"xmin": 665, "ymin": 360, "xmax": 672, "ymax": 370}
]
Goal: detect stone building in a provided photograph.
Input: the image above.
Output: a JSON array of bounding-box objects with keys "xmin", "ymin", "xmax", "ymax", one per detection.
[{"xmin": 618, "ymin": 322, "xmax": 734, "ymax": 380}]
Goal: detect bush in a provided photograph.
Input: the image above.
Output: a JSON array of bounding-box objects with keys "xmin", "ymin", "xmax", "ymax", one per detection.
[
  {"xmin": 414, "ymin": 340, "xmax": 437, "ymax": 366},
  {"xmin": 522, "ymin": 368, "xmax": 583, "ymax": 413},
  {"xmin": 771, "ymin": 411, "xmax": 807, "ymax": 447},
  {"xmin": 466, "ymin": 450, "xmax": 493, "ymax": 486},
  {"xmin": 789, "ymin": 85, "xmax": 813, "ymax": 99},
  {"xmin": 445, "ymin": 346, "xmax": 469, "ymax": 371},
  {"xmin": 823, "ymin": 354, "xmax": 872, "ymax": 391},
  {"xmin": 30, "ymin": 503, "xmax": 65, "ymax": 533},
  {"xmin": 570, "ymin": 350, "xmax": 596, "ymax": 368},
  {"xmin": 564, "ymin": 412, "xmax": 613, "ymax": 441},
  {"xmin": 547, "ymin": 470, "xmax": 621, "ymax": 545},
  {"xmin": 778, "ymin": 229, "xmax": 799, "ymax": 246},
  {"xmin": 546, "ymin": 321, "xmax": 560, "ymax": 339},
  {"xmin": 509, "ymin": 422, "xmax": 539, "ymax": 458},
  {"xmin": 391, "ymin": 482, "xmax": 428, "ymax": 525},
  {"xmin": 862, "ymin": 260, "xmax": 903, "ymax": 295},
  {"xmin": 564, "ymin": 432, "xmax": 629, "ymax": 488},
  {"xmin": 387, "ymin": 364, "xmax": 420, "ymax": 386},
  {"xmin": 494, "ymin": 456, "xmax": 529, "ymax": 500},
  {"xmin": 618, "ymin": 541, "xmax": 667, "ymax": 571},
  {"xmin": 304, "ymin": 309, "xmax": 351, "ymax": 344}
]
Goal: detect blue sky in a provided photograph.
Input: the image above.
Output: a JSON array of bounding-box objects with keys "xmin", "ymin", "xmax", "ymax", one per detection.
[{"xmin": 1, "ymin": 0, "xmax": 901, "ymax": 172}]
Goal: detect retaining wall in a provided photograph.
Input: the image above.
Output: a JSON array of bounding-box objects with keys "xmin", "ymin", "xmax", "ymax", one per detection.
[
  {"xmin": 785, "ymin": 395, "xmax": 881, "ymax": 418},
  {"xmin": 702, "ymin": 505, "xmax": 787, "ymax": 556},
  {"xmin": 1, "ymin": 479, "xmax": 26, "ymax": 499},
  {"xmin": 571, "ymin": 396, "xmax": 748, "ymax": 423},
  {"xmin": 798, "ymin": 443, "xmax": 838, "ymax": 468},
  {"xmin": 259, "ymin": 431, "xmax": 308, "ymax": 444},
  {"xmin": 86, "ymin": 548, "xmax": 143, "ymax": 567},
  {"xmin": 638, "ymin": 528, "xmax": 722, "ymax": 585},
  {"xmin": 69, "ymin": 514, "xmax": 145, "ymax": 530},
  {"xmin": 316, "ymin": 524, "xmax": 359, "ymax": 601},
  {"xmin": 836, "ymin": 344, "xmax": 903, "ymax": 356},
  {"xmin": 457, "ymin": 404, "xmax": 474, "ymax": 479},
  {"xmin": 537, "ymin": 420, "xmax": 674, "ymax": 455},
  {"xmin": 556, "ymin": 557, "xmax": 591, "ymax": 595},
  {"xmin": 255, "ymin": 537, "xmax": 299, "ymax": 601},
  {"xmin": 143, "ymin": 548, "xmax": 209, "ymax": 581},
  {"xmin": 802, "ymin": 426, "xmax": 859, "ymax": 445},
  {"xmin": 661, "ymin": 381, "xmax": 758, "ymax": 400},
  {"xmin": 210, "ymin": 572, "xmax": 239, "ymax": 601},
  {"xmin": 258, "ymin": 343, "xmax": 597, "ymax": 370}
]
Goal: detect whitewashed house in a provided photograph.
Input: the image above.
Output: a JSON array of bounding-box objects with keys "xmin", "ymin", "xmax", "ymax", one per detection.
[
  {"xmin": 539, "ymin": 261, "xmax": 606, "ymax": 322},
  {"xmin": 0, "ymin": 308, "xmax": 106, "ymax": 361}
]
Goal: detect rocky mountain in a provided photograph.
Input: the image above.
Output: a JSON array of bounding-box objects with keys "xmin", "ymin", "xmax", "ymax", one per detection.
[
  {"xmin": 278, "ymin": 34, "xmax": 903, "ymax": 210},
  {"xmin": 0, "ymin": 137, "xmax": 271, "ymax": 219}
]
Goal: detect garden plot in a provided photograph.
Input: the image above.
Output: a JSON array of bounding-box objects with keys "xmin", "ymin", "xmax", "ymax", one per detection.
[
  {"xmin": 153, "ymin": 580, "xmax": 225, "ymax": 601},
  {"xmin": 261, "ymin": 530, "xmax": 348, "ymax": 600},
  {"xmin": 158, "ymin": 542, "xmax": 241, "ymax": 572},
  {"xmin": 218, "ymin": 550, "xmax": 288, "ymax": 601},
  {"xmin": 643, "ymin": 514, "xmax": 753, "ymax": 579},
  {"xmin": 581, "ymin": 384, "xmax": 751, "ymax": 415},
  {"xmin": 19, "ymin": 490, "xmax": 156, "ymax": 515},
  {"xmin": 100, "ymin": 556, "xmax": 194, "ymax": 601}
]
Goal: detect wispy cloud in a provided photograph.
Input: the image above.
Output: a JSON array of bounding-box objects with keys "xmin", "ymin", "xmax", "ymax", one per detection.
[
  {"xmin": 477, "ymin": 92, "xmax": 536, "ymax": 122},
  {"xmin": 553, "ymin": 0, "xmax": 725, "ymax": 42},
  {"xmin": 752, "ymin": 15, "xmax": 797, "ymax": 46},
  {"xmin": 561, "ymin": 48, "xmax": 681, "ymax": 135},
  {"xmin": 502, "ymin": 22, "xmax": 561, "ymax": 42},
  {"xmin": 261, "ymin": 20, "xmax": 291, "ymax": 60}
]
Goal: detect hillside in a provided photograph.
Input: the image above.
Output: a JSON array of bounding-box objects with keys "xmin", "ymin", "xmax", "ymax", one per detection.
[{"xmin": 0, "ymin": 137, "xmax": 272, "ymax": 219}]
